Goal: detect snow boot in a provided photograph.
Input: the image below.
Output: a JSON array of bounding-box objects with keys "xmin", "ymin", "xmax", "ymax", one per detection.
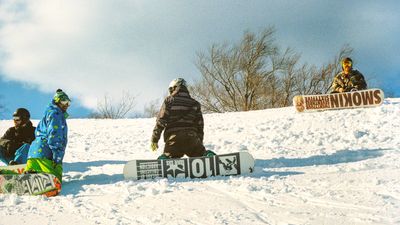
[
  {"xmin": 157, "ymin": 153, "xmax": 171, "ymax": 160},
  {"xmin": 203, "ymin": 150, "xmax": 216, "ymax": 157}
]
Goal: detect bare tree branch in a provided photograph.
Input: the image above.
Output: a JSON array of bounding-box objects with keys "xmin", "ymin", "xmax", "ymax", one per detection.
[
  {"xmin": 143, "ymin": 98, "xmax": 161, "ymax": 118},
  {"xmin": 94, "ymin": 91, "xmax": 136, "ymax": 119},
  {"xmin": 192, "ymin": 28, "xmax": 354, "ymax": 112}
]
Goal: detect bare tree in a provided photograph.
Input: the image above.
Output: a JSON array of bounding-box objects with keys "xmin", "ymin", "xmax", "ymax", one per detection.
[
  {"xmin": 292, "ymin": 45, "xmax": 352, "ymax": 96},
  {"xmin": 143, "ymin": 99, "xmax": 161, "ymax": 118},
  {"xmin": 94, "ymin": 91, "xmax": 136, "ymax": 119},
  {"xmin": 192, "ymin": 27, "xmax": 298, "ymax": 112},
  {"xmin": 191, "ymin": 28, "xmax": 354, "ymax": 112},
  {"xmin": 273, "ymin": 48, "xmax": 301, "ymax": 107}
]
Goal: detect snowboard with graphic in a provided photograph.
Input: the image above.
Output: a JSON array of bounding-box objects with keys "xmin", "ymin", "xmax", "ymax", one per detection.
[
  {"xmin": 0, "ymin": 173, "xmax": 61, "ymax": 196},
  {"xmin": 123, "ymin": 152, "xmax": 255, "ymax": 180},
  {"xmin": 0, "ymin": 164, "xmax": 26, "ymax": 174},
  {"xmin": 293, "ymin": 89, "xmax": 384, "ymax": 113}
]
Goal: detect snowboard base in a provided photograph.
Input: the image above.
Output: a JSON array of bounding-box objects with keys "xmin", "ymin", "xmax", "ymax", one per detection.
[
  {"xmin": 293, "ymin": 89, "xmax": 384, "ymax": 112},
  {"xmin": 0, "ymin": 173, "xmax": 61, "ymax": 196},
  {"xmin": 124, "ymin": 152, "xmax": 255, "ymax": 180},
  {"xmin": 0, "ymin": 164, "xmax": 26, "ymax": 174}
]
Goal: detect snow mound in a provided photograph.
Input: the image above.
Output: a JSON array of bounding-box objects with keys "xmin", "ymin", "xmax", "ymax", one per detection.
[{"xmin": 0, "ymin": 98, "xmax": 399, "ymax": 225}]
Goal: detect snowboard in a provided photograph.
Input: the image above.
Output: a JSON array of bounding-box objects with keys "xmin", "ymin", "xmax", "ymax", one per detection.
[
  {"xmin": 0, "ymin": 173, "xmax": 61, "ymax": 197},
  {"xmin": 123, "ymin": 152, "xmax": 255, "ymax": 180},
  {"xmin": 293, "ymin": 88, "xmax": 384, "ymax": 113},
  {"xmin": 0, "ymin": 164, "xmax": 26, "ymax": 174}
]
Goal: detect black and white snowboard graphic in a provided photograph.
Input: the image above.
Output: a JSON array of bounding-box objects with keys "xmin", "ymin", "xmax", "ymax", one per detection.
[
  {"xmin": 123, "ymin": 152, "xmax": 255, "ymax": 180},
  {"xmin": 0, "ymin": 164, "xmax": 26, "ymax": 174},
  {"xmin": 0, "ymin": 173, "xmax": 60, "ymax": 196}
]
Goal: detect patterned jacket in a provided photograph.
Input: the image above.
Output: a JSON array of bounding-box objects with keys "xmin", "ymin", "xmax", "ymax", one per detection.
[
  {"xmin": 152, "ymin": 86, "xmax": 204, "ymax": 143},
  {"xmin": 0, "ymin": 121, "xmax": 35, "ymax": 158},
  {"xmin": 28, "ymin": 101, "xmax": 68, "ymax": 164},
  {"xmin": 330, "ymin": 69, "xmax": 367, "ymax": 93}
]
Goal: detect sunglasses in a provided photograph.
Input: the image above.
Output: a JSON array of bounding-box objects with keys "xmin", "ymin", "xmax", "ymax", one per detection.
[
  {"xmin": 342, "ymin": 61, "xmax": 352, "ymax": 67},
  {"xmin": 13, "ymin": 117, "xmax": 22, "ymax": 122},
  {"xmin": 60, "ymin": 100, "xmax": 71, "ymax": 107}
]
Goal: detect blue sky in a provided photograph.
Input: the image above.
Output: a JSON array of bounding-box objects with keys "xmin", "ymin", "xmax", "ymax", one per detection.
[
  {"xmin": 0, "ymin": 0, "xmax": 399, "ymax": 119},
  {"xmin": 0, "ymin": 77, "xmax": 91, "ymax": 118}
]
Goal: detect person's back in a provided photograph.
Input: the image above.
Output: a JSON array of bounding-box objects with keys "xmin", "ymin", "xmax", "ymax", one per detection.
[
  {"xmin": 160, "ymin": 85, "xmax": 203, "ymax": 141},
  {"xmin": 151, "ymin": 78, "xmax": 215, "ymax": 159}
]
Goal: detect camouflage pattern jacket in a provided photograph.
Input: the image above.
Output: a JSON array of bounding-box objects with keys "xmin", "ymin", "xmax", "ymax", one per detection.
[
  {"xmin": 330, "ymin": 69, "xmax": 367, "ymax": 93},
  {"xmin": 152, "ymin": 86, "xmax": 204, "ymax": 143}
]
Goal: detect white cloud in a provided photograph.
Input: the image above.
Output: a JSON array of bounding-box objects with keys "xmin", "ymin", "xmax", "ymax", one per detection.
[
  {"xmin": 1, "ymin": 0, "xmax": 399, "ymax": 110},
  {"xmin": 0, "ymin": 0, "xmax": 182, "ymax": 109}
]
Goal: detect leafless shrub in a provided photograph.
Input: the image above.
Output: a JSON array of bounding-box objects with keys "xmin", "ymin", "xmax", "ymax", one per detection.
[
  {"xmin": 94, "ymin": 91, "xmax": 136, "ymax": 119},
  {"xmin": 143, "ymin": 99, "xmax": 161, "ymax": 118},
  {"xmin": 191, "ymin": 28, "xmax": 354, "ymax": 112}
]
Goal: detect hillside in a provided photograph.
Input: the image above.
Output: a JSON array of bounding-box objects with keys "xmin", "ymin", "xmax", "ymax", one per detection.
[{"xmin": 0, "ymin": 98, "xmax": 399, "ymax": 225}]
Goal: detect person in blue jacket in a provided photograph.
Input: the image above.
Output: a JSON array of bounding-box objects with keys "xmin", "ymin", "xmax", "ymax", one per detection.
[{"xmin": 25, "ymin": 89, "xmax": 71, "ymax": 184}]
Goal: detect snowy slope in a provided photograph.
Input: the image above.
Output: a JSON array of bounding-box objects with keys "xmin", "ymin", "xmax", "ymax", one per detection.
[{"xmin": 0, "ymin": 98, "xmax": 399, "ymax": 225}]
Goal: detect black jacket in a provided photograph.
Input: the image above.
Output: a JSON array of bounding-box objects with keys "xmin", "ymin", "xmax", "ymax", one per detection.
[
  {"xmin": 152, "ymin": 86, "xmax": 204, "ymax": 143},
  {"xmin": 0, "ymin": 121, "xmax": 36, "ymax": 158}
]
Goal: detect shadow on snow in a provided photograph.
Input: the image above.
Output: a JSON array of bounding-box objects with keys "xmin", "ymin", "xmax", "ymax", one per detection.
[
  {"xmin": 59, "ymin": 148, "xmax": 386, "ymax": 195},
  {"xmin": 63, "ymin": 160, "xmax": 127, "ymax": 173},
  {"xmin": 61, "ymin": 160, "xmax": 127, "ymax": 195},
  {"xmin": 257, "ymin": 148, "xmax": 386, "ymax": 169},
  {"xmin": 250, "ymin": 148, "xmax": 387, "ymax": 178}
]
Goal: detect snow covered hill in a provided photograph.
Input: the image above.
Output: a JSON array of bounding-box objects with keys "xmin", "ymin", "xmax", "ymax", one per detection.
[{"xmin": 1, "ymin": 98, "xmax": 399, "ymax": 225}]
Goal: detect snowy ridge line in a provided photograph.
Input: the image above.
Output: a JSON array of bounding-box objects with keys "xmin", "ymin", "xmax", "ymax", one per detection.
[{"xmin": 0, "ymin": 97, "xmax": 399, "ymax": 225}]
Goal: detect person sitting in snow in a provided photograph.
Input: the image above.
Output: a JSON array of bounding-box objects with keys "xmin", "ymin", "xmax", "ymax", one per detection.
[
  {"xmin": 25, "ymin": 89, "xmax": 71, "ymax": 187},
  {"xmin": 0, "ymin": 108, "xmax": 35, "ymax": 165},
  {"xmin": 330, "ymin": 57, "xmax": 367, "ymax": 93},
  {"xmin": 151, "ymin": 78, "xmax": 215, "ymax": 159}
]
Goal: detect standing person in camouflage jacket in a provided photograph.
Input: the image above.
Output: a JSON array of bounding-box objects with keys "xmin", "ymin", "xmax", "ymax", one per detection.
[
  {"xmin": 330, "ymin": 57, "xmax": 367, "ymax": 93},
  {"xmin": 151, "ymin": 78, "xmax": 215, "ymax": 159}
]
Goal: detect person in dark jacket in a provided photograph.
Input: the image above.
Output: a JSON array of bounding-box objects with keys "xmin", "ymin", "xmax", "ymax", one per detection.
[
  {"xmin": 151, "ymin": 78, "xmax": 215, "ymax": 159},
  {"xmin": 330, "ymin": 57, "xmax": 367, "ymax": 93},
  {"xmin": 0, "ymin": 108, "xmax": 35, "ymax": 165},
  {"xmin": 25, "ymin": 89, "xmax": 70, "ymax": 185}
]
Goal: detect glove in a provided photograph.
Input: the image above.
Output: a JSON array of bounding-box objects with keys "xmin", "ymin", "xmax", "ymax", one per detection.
[
  {"xmin": 350, "ymin": 88, "xmax": 358, "ymax": 92},
  {"xmin": 151, "ymin": 142, "xmax": 158, "ymax": 151},
  {"xmin": 52, "ymin": 160, "xmax": 58, "ymax": 168},
  {"xmin": 54, "ymin": 162, "xmax": 63, "ymax": 171},
  {"xmin": 4, "ymin": 141, "xmax": 16, "ymax": 158}
]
